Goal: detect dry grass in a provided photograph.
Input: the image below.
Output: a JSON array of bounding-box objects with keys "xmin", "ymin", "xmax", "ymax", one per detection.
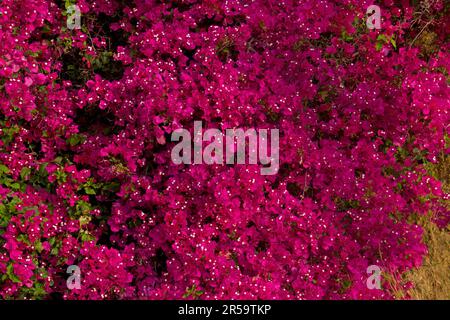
[
  {"xmin": 406, "ymin": 217, "xmax": 449, "ymax": 299},
  {"xmin": 404, "ymin": 153, "xmax": 450, "ymax": 300}
]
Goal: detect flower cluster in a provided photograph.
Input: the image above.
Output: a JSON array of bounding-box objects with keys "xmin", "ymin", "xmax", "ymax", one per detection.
[{"xmin": 0, "ymin": 0, "xmax": 448, "ymax": 299}]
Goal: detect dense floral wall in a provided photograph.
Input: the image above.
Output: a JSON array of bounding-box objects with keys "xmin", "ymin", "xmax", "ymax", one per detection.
[{"xmin": 0, "ymin": 0, "xmax": 448, "ymax": 299}]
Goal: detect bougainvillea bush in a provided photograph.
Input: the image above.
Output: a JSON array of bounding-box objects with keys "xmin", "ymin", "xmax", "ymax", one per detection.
[{"xmin": 0, "ymin": 0, "xmax": 448, "ymax": 300}]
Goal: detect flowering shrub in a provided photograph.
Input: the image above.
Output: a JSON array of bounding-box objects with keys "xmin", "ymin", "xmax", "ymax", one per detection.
[{"xmin": 0, "ymin": 0, "xmax": 448, "ymax": 300}]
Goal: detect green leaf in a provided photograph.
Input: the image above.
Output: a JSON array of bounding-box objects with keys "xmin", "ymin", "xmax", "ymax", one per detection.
[
  {"xmin": 50, "ymin": 247, "xmax": 59, "ymax": 256},
  {"xmin": 10, "ymin": 182, "xmax": 21, "ymax": 190},
  {"xmin": 54, "ymin": 157, "xmax": 63, "ymax": 164},
  {"xmin": 48, "ymin": 237, "xmax": 56, "ymax": 246},
  {"xmin": 81, "ymin": 232, "xmax": 95, "ymax": 242},
  {"xmin": 17, "ymin": 234, "xmax": 30, "ymax": 245},
  {"xmin": 84, "ymin": 187, "xmax": 96, "ymax": 195},
  {"xmin": 375, "ymin": 42, "xmax": 383, "ymax": 51},
  {"xmin": 20, "ymin": 167, "xmax": 31, "ymax": 180},
  {"xmin": 390, "ymin": 37, "xmax": 397, "ymax": 49},
  {"xmin": 0, "ymin": 164, "xmax": 10, "ymax": 175},
  {"xmin": 377, "ymin": 34, "xmax": 388, "ymax": 42},
  {"xmin": 341, "ymin": 30, "xmax": 353, "ymax": 42},
  {"xmin": 6, "ymin": 264, "xmax": 21, "ymax": 283},
  {"xmin": 55, "ymin": 170, "xmax": 67, "ymax": 183},
  {"xmin": 35, "ymin": 241, "xmax": 43, "ymax": 253},
  {"xmin": 67, "ymin": 134, "xmax": 86, "ymax": 147}
]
